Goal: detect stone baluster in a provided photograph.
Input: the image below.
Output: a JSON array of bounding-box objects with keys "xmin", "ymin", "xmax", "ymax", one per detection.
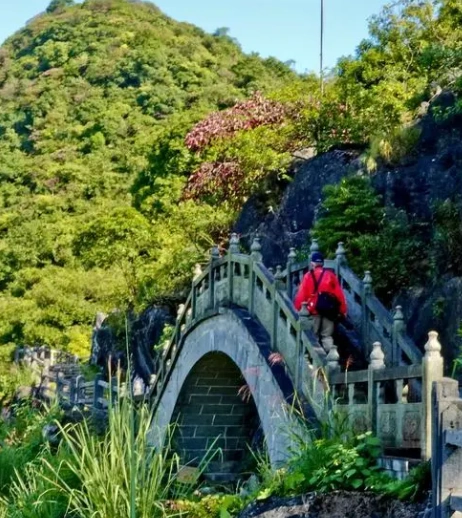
[
  {"xmin": 274, "ymin": 265, "xmax": 285, "ymax": 291},
  {"xmin": 361, "ymin": 271, "xmax": 372, "ymax": 356},
  {"xmin": 227, "ymin": 233, "xmax": 240, "ymax": 304},
  {"xmin": 177, "ymin": 303, "xmax": 185, "ymax": 321},
  {"xmin": 299, "ymin": 302, "xmax": 311, "ymax": 331},
  {"xmin": 368, "ymin": 341, "xmax": 385, "ymax": 435},
  {"xmin": 250, "ymin": 235, "xmax": 262, "ymax": 262},
  {"xmin": 208, "ymin": 245, "xmax": 220, "ymax": 310},
  {"xmin": 229, "ymin": 232, "xmax": 240, "ymax": 254},
  {"xmin": 422, "ymin": 330, "xmax": 444, "ymax": 461},
  {"xmin": 392, "ymin": 305, "xmax": 405, "ymax": 366},
  {"xmin": 431, "ymin": 377, "xmax": 462, "ymax": 516},
  {"xmin": 192, "ymin": 263, "xmax": 202, "ymax": 320},
  {"xmin": 286, "ymin": 247, "xmax": 297, "ymax": 300},
  {"xmin": 335, "ymin": 241, "xmax": 347, "ymax": 270},
  {"xmin": 309, "ymin": 238, "xmax": 320, "ymax": 259},
  {"xmin": 369, "ymin": 341, "xmax": 385, "ymax": 370},
  {"xmin": 193, "ymin": 263, "xmax": 202, "ymax": 280},
  {"xmin": 248, "ymin": 235, "xmax": 262, "ymax": 315},
  {"xmin": 326, "ymin": 346, "xmax": 340, "ymax": 374},
  {"xmin": 363, "ymin": 270, "xmax": 372, "ymax": 295}
]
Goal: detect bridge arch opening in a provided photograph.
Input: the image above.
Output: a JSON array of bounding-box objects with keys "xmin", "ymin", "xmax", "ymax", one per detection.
[{"xmin": 171, "ymin": 351, "xmax": 263, "ymax": 482}]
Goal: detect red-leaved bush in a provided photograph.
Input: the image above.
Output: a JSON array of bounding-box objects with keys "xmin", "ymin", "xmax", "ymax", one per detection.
[
  {"xmin": 183, "ymin": 160, "xmax": 246, "ymax": 201},
  {"xmin": 185, "ymin": 92, "xmax": 286, "ymax": 152}
]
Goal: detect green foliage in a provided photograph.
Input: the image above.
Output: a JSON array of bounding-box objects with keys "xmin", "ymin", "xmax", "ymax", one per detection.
[
  {"xmin": 0, "ymin": 0, "xmax": 461, "ymax": 369},
  {"xmin": 363, "ymin": 126, "xmax": 422, "ymax": 172},
  {"xmin": 312, "ymin": 177, "xmax": 384, "ymax": 252},
  {"xmin": 172, "ymin": 494, "xmax": 244, "ymax": 518},
  {"xmin": 46, "ymin": 0, "xmax": 74, "ymax": 13},
  {"xmin": 312, "ymin": 176, "xmax": 427, "ymax": 301},
  {"xmin": 22, "ymin": 396, "xmax": 210, "ymax": 518},
  {"xmin": 0, "ymin": 0, "xmax": 296, "ymax": 357},
  {"xmin": 0, "ymin": 403, "xmax": 62, "ymax": 497},
  {"xmin": 432, "ymin": 199, "xmax": 462, "ymax": 276},
  {"xmin": 253, "ymin": 419, "xmax": 430, "ymax": 503}
]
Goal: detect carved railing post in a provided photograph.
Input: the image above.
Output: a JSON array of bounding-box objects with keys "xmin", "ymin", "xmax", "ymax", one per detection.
[
  {"xmin": 191, "ymin": 263, "xmax": 202, "ymax": 320},
  {"xmin": 326, "ymin": 346, "xmax": 340, "ymax": 374},
  {"xmin": 310, "ymin": 238, "xmax": 320, "ymax": 258},
  {"xmin": 392, "ymin": 306, "xmax": 405, "ymax": 366},
  {"xmin": 228, "ymin": 233, "xmax": 240, "ymax": 304},
  {"xmin": 368, "ymin": 341, "xmax": 385, "ymax": 435},
  {"xmin": 286, "ymin": 247, "xmax": 296, "ymax": 300},
  {"xmin": 229, "ymin": 232, "xmax": 240, "ymax": 254},
  {"xmin": 335, "ymin": 241, "xmax": 347, "ymax": 275},
  {"xmin": 299, "ymin": 302, "xmax": 311, "ymax": 331},
  {"xmin": 193, "ymin": 264, "xmax": 202, "ymax": 279},
  {"xmin": 208, "ymin": 245, "xmax": 220, "ymax": 310},
  {"xmin": 274, "ymin": 265, "xmax": 285, "ymax": 291},
  {"xmin": 248, "ymin": 235, "xmax": 262, "ymax": 315},
  {"xmin": 361, "ymin": 270, "xmax": 372, "ymax": 356},
  {"xmin": 432, "ymin": 377, "xmax": 461, "ymax": 517},
  {"xmin": 422, "ymin": 330, "xmax": 444, "ymax": 461},
  {"xmin": 250, "ymin": 235, "xmax": 262, "ymax": 262}
]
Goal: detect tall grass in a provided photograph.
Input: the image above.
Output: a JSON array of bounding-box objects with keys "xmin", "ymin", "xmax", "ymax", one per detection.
[{"xmin": 38, "ymin": 395, "xmax": 202, "ymax": 518}]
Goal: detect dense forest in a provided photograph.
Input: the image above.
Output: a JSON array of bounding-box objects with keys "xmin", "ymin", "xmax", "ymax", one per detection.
[
  {"xmin": 0, "ymin": 0, "xmax": 298, "ymax": 356},
  {"xmin": 0, "ymin": 0, "xmax": 461, "ymax": 360}
]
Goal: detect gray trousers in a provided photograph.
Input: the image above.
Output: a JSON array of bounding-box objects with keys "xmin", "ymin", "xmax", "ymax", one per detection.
[{"xmin": 312, "ymin": 315, "xmax": 335, "ymax": 352}]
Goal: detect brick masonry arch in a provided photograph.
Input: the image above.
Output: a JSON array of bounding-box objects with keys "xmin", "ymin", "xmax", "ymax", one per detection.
[
  {"xmin": 148, "ymin": 308, "xmax": 300, "ymax": 477},
  {"xmin": 171, "ymin": 351, "xmax": 262, "ymax": 481}
]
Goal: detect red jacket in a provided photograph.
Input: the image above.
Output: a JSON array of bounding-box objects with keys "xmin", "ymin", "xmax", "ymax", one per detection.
[{"xmin": 294, "ymin": 266, "xmax": 347, "ymax": 316}]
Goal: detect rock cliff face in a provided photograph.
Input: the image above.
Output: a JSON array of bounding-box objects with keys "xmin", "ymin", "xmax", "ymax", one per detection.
[
  {"xmin": 235, "ymin": 93, "xmax": 462, "ymax": 369},
  {"xmin": 238, "ymin": 491, "xmax": 429, "ymax": 518},
  {"xmin": 235, "ymin": 149, "xmax": 361, "ymax": 268},
  {"xmin": 90, "ymin": 306, "xmax": 174, "ymax": 382}
]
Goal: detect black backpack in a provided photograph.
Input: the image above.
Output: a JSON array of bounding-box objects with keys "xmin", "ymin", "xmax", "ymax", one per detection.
[{"xmin": 310, "ymin": 269, "xmax": 340, "ymax": 320}]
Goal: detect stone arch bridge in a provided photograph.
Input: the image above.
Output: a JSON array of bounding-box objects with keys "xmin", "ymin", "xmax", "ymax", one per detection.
[{"xmin": 147, "ymin": 235, "xmax": 443, "ymax": 481}]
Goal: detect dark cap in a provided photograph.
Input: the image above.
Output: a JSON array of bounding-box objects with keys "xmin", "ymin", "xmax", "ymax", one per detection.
[{"xmin": 311, "ymin": 251, "xmax": 324, "ymax": 263}]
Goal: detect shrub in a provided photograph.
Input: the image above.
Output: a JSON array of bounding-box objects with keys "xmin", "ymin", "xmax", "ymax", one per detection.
[
  {"xmin": 312, "ymin": 176, "xmax": 427, "ymax": 301},
  {"xmin": 363, "ymin": 126, "xmax": 421, "ymax": 172},
  {"xmin": 37, "ymin": 393, "xmax": 209, "ymax": 518}
]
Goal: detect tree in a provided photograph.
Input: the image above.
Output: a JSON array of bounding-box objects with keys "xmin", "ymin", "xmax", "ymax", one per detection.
[{"xmin": 46, "ymin": 0, "xmax": 74, "ymax": 13}]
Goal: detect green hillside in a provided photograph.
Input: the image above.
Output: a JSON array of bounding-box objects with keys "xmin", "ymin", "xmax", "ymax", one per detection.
[{"xmin": 0, "ymin": 0, "xmax": 297, "ymax": 353}]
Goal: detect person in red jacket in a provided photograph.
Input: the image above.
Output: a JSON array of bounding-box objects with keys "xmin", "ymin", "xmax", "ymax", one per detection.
[{"xmin": 294, "ymin": 251, "xmax": 347, "ymax": 352}]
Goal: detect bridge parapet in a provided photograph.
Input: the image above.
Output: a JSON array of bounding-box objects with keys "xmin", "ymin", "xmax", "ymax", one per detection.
[{"xmin": 330, "ymin": 331, "xmax": 443, "ymax": 461}]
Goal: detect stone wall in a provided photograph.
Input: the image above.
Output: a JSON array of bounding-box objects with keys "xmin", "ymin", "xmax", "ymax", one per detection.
[{"xmin": 172, "ymin": 352, "xmax": 261, "ymax": 482}]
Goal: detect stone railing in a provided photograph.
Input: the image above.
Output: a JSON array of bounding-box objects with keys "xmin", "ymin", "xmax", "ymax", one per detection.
[
  {"xmin": 330, "ymin": 332, "xmax": 443, "ymax": 461},
  {"xmin": 14, "ymin": 346, "xmax": 78, "ymax": 370},
  {"xmin": 149, "ymin": 234, "xmax": 330, "ymax": 416},
  {"xmin": 38, "ymin": 371, "xmax": 125, "ymax": 411},
  {"xmin": 432, "ymin": 377, "xmax": 462, "ymax": 517},
  {"xmin": 283, "ymin": 239, "xmax": 422, "ymax": 366}
]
